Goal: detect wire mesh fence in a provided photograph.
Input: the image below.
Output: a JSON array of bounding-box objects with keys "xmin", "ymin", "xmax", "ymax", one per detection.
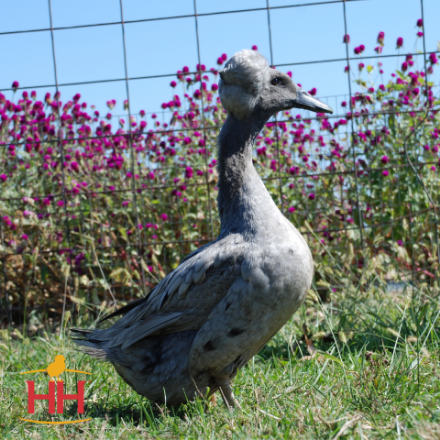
[{"xmin": 0, "ymin": 0, "xmax": 439, "ymax": 328}]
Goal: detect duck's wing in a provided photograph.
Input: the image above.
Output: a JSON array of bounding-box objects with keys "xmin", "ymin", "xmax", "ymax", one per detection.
[{"xmin": 73, "ymin": 234, "xmax": 248, "ymax": 352}]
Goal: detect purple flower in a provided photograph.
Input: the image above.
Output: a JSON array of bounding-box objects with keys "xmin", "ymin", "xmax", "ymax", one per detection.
[
  {"xmin": 429, "ymin": 53, "xmax": 438, "ymax": 64},
  {"xmin": 308, "ymin": 193, "xmax": 315, "ymax": 200},
  {"xmin": 344, "ymin": 65, "xmax": 350, "ymax": 73},
  {"xmin": 217, "ymin": 57, "xmax": 224, "ymax": 65},
  {"xmin": 57, "ymin": 200, "xmax": 64, "ymax": 207},
  {"xmin": 222, "ymin": 53, "xmax": 227, "ymax": 61},
  {"xmin": 417, "ymin": 18, "xmax": 423, "ymax": 28},
  {"xmin": 381, "ymin": 155, "xmax": 389, "ymax": 164},
  {"xmin": 397, "ymin": 240, "xmax": 403, "ymax": 247},
  {"xmin": 12, "ymin": 80, "xmax": 19, "ymax": 89},
  {"xmin": 288, "ymin": 207, "xmax": 296, "ymax": 213},
  {"xmin": 308, "ymin": 88, "xmax": 317, "ymax": 96},
  {"xmin": 401, "ymin": 62, "xmax": 408, "ymax": 72},
  {"xmin": 382, "ymin": 170, "xmax": 389, "ymax": 177},
  {"xmin": 185, "ymin": 166, "xmax": 193, "ymax": 179},
  {"xmin": 0, "ymin": 174, "xmax": 7, "ymax": 182},
  {"xmin": 22, "ymin": 234, "xmax": 28, "ymax": 240},
  {"xmin": 341, "ymin": 101, "xmax": 347, "ymax": 107},
  {"xmin": 377, "ymin": 31, "xmax": 385, "ymax": 44},
  {"xmin": 417, "ymin": 31, "xmax": 424, "ymax": 38},
  {"xmin": 211, "ymin": 83, "xmax": 218, "ymax": 91},
  {"xmin": 396, "ymin": 37, "xmax": 403, "ymax": 48},
  {"xmin": 358, "ymin": 62, "xmax": 365, "ymax": 71},
  {"xmin": 160, "ymin": 213, "xmax": 168, "ymax": 221},
  {"xmin": 170, "ymin": 80, "xmax": 177, "ymax": 88},
  {"xmin": 251, "ymin": 45, "xmax": 258, "ymax": 51},
  {"xmin": 343, "ymin": 34, "xmax": 350, "ymax": 44}
]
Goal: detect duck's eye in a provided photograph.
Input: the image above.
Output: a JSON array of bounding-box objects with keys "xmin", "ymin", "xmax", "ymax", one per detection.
[{"xmin": 271, "ymin": 77, "xmax": 280, "ymax": 86}]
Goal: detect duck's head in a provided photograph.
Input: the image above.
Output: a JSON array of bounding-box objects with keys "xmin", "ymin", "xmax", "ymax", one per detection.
[{"xmin": 219, "ymin": 49, "xmax": 333, "ymax": 120}]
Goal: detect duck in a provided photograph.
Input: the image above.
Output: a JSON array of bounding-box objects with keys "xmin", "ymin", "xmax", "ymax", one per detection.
[
  {"xmin": 72, "ymin": 49, "xmax": 333, "ymax": 408},
  {"xmin": 47, "ymin": 354, "xmax": 66, "ymax": 381}
]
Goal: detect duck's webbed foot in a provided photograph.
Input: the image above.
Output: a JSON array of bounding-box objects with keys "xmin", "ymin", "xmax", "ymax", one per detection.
[{"xmin": 217, "ymin": 377, "xmax": 241, "ymax": 410}]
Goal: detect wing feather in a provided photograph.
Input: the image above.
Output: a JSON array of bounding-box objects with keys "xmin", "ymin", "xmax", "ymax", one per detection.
[{"xmin": 88, "ymin": 235, "xmax": 248, "ymax": 349}]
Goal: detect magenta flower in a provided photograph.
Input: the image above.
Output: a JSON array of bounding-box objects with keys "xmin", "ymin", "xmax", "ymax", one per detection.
[
  {"xmin": 217, "ymin": 57, "xmax": 224, "ymax": 65},
  {"xmin": 396, "ymin": 37, "xmax": 403, "ymax": 48},
  {"xmin": 57, "ymin": 200, "xmax": 64, "ymax": 207},
  {"xmin": 417, "ymin": 18, "xmax": 423, "ymax": 28},
  {"xmin": 375, "ymin": 46, "xmax": 383, "ymax": 54},
  {"xmin": 429, "ymin": 53, "xmax": 438, "ymax": 64},
  {"xmin": 358, "ymin": 62, "xmax": 365, "ymax": 71},
  {"xmin": 308, "ymin": 193, "xmax": 315, "ymax": 200},
  {"xmin": 341, "ymin": 101, "xmax": 347, "ymax": 107},
  {"xmin": 251, "ymin": 45, "xmax": 258, "ymax": 51},
  {"xmin": 377, "ymin": 31, "xmax": 385, "ymax": 44},
  {"xmin": 287, "ymin": 71, "xmax": 292, "ymax": 78},
  {"xmin": 185, "ymin": 166, "xmax": 193, "ymax": 178},
  {"xmin": 288, "ymin": 206, "xmax": 296, "ymax": 213},
  {"xmin": 344, "ymin": 65, "xmax": 350, "ymax": 73},
  {"xmin": 308, "ymin": 88, "xmax": 317, "ymax": 96},
  {"xmin": 401, "ymin": 62, "xmax": 408, "ymax": 72},
  {"xmin": 22, "ymin": 234, "xmax": 28, "ymax": 240},
  {"xmin": 417, "ymin": 31, "xmax": 424, "ymax": 38},
  {"xmin": 381, "ymin": 155, "xmax": 389, "ymax": 164},
  {"xmin": 212, "ymin": 83, "xmax": 218, "ymax": 91},
  {"xmin": 12, "ymin": 80, "xmax": 19, "ymax": 89},
  {"xmin": 0, "ymin": 174, "xmax": 7, "ymax": 182},
  {"xmin": 160, "ymin": 213, "xmax": 168, "ymax": 221},
  {"xmin": 170, "ymin": 80, "xmax": 177, "ymax": 87},
  {"xmin": 382, "ymin": 170, "xmax": 389, "ymax": 177},
  {"xmin": 343, "ymin": 34, "xmax": 350, "ymax": 44}
]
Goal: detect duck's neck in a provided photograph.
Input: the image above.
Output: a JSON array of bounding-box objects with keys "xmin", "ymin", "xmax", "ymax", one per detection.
[{"xmin": 216, "ymin": 112, "xmax": 268, "ymax": 212}]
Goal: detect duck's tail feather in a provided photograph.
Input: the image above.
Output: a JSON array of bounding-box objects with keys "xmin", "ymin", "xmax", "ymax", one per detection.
[{"xmin": 70, "ymin": 328, "xmax": 111, "ymax": 361}]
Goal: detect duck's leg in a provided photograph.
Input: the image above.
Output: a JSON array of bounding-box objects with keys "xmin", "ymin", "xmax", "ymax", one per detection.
[{"xmin": 217, "ymin": 378, "xmax": 241, "ymax": 410}]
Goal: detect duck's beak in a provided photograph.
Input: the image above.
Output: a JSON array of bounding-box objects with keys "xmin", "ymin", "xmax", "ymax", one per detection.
[{"xmin": 292, "ymin": 87, "xmax": 333, "ymax": 114}]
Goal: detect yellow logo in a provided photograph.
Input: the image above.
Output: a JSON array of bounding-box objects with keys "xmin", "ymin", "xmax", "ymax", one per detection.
[{"xmin": 19, "ymin": 355, "xmax": 92, "ymax": 425}]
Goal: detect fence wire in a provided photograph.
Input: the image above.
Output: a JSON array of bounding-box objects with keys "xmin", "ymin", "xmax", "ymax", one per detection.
[{"xmin": 0, "ymin": 0, "xmax": 439, "ymax": 327}]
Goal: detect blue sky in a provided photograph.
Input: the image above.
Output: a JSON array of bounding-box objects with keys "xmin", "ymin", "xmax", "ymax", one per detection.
[{"xmin": 1, "ymin": 0, "xmax": 439, "ymax": 119}]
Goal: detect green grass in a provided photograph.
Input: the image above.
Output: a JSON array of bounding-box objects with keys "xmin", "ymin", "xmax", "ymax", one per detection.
[{"xmin": 1, "ymin": 280, "xmax": 440, "ymax": 439}]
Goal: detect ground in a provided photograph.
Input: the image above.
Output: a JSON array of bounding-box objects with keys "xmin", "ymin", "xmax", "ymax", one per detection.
[{"xmin": 1, "ymin": 281, "xmax": 440, "ymax": 439}]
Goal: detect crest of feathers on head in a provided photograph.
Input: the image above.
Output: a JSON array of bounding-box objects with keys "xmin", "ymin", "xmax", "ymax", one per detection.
[{"xmin": 219, "ymin": 50, "xmax": 270, "ymax": 120}]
